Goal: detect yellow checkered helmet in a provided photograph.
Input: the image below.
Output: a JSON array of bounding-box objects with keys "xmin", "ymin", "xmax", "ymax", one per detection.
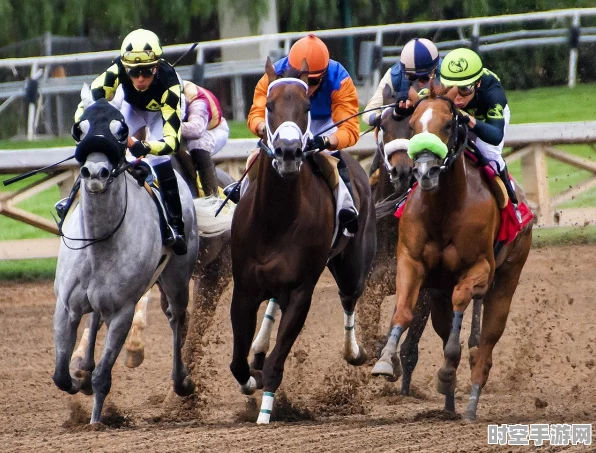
[{"xmin": 120, "ymin": 29, "xmax": 163, "ymax": 68}]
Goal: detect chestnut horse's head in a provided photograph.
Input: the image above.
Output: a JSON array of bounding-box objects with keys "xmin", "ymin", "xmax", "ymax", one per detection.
[
  {"xmin": 378, "ymin": 84, "xmax": 414, "ymax": 196},
  {"xmin": 407, "ymin": 88, "xmax": 468, "ymax": 190},
  {"xmin": 264, "ymin": 57, "xmax": 312, "ymax": 177}
]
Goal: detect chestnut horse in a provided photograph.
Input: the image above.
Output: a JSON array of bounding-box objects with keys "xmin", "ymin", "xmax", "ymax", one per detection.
[
  {"xmin": 229, "ymin": 59, "xmax": 376, "ymax": 424},
  {"xmin": 372, "ymin": 89, "xmax": 532, "ymax": 420}
]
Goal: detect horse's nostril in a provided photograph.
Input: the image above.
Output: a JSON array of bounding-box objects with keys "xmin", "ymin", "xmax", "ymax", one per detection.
[
  {"xmin": 295, "ymin": 148, "xmax": 303, "ymax": 158},
  {"xmin": 274, "ymin": 147, "xmax": 283, "ymax": 157},
  {"xmin": 80, "ymin": 167, "xmax": 91, "ymax": 179},
  {"xmin": 99, "ymin": 168, "xmax": 110, "ymax": 179}
]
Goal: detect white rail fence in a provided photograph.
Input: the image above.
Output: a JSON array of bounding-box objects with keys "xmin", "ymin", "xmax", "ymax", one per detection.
[
  {"xmin": 1, "ymin": 121, "xmax": 595, "ymax": 259},
  {"xmin": 0, "ymin": 7, "xmax": 595, "ymax": 133}
]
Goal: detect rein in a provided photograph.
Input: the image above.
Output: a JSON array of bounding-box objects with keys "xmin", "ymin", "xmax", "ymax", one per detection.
[{"xmin": 59, "ymin": 159, "xmax": 135, "ymax": 250}]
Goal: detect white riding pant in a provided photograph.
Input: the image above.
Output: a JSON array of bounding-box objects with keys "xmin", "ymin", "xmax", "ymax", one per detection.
[{"xmin": 185, "ymin": 118, "xmax": 230, "ymax": 156}]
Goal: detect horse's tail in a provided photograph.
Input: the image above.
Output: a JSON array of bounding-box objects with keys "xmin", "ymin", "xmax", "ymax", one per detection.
[{"xmin": 194, "ymin": 196, "xmax": 235, "ymax": 237}]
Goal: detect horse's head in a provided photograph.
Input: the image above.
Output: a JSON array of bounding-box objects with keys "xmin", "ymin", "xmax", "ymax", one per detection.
[
  {"xmin": 407, "ymin": 88, "xmax": 467, "ymax": 191},
  {"xmin": 264, "ymin": 57, "xmax": 311, "ymax": 176},
  {"xmin": 378, "ymin": 84, "xmax": 413, "ymax": 196},
  {"xmin": 72, "ymin": 98, "xmax": 129, "ymax": 193}
]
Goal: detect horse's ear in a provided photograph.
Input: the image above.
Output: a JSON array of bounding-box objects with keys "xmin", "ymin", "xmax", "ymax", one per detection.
[
  {"xmin": 382, "ymin": 84, "xmax": 392, "ymax": 103},
  {"xmin": 265, "ymin": 57, "xmax": 277, "ymax": 84},
  {"xmin": 443, "ymin": 86, "xmax": 458, "ymax": 101},
  {"xmin": 299, "ymin": 58, "xmax": 309, "ymax": 83},
  {"xmin": 80, "ymin": 83, "xmax": 93, "ymax": 109}
]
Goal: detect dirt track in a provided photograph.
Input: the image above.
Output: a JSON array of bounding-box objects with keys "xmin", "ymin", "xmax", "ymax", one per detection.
[{"xmin": 0, "ymin": 245, "xmax": 594, "ymax": 452}]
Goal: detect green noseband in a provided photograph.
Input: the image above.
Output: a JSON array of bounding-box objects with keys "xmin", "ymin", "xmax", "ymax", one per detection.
[{"xmin": 407, "ymin": 132, "xmax": 448, "ymax": 160}]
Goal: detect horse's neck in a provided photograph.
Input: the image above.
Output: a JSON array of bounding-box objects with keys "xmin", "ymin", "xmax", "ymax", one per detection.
[
  {"xmin": 254, "ymin": 152, "xmax": 308, "ymax": 221},
  {"xmin": 80, "ymin": 174, "xmax": 128, "ymax": 238}
]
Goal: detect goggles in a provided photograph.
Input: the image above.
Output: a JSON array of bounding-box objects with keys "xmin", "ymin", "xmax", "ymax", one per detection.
[
  {"xmin": 126, "ymin": 65, "xmax": 157, "ymax": 78},
  {"xmin": 405, "ymin": 73, "xmax": 431, "ymax": 83}
]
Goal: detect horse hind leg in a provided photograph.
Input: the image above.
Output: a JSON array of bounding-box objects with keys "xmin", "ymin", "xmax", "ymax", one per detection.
[
  {"xmin": 70, "ymin": 312, "xmax": 102, "ymax": 395},
  {"xmin": 159, "ymin": 282, "xmax": 195, "ymax": 397},
  {"xmin": 251, "ymin": 299, "xmax": 279, "ymax": 371},
  {"xmin": 53, "ymin": 300, "xmax": 84, "ymax": 395},
  {"xmin": 90, "ymin": 305, "xmax": 136, "ymax": 424},
  {"xmin": 123, "ymin": 290, "xmax": 151, "ymax": 368}
]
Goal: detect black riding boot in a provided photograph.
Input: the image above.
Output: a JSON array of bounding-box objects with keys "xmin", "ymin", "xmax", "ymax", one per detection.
[
  {"xmin": 153, "ymin": 159, "xmax": 187, "ymax": 255},
  {"xmin": 499, "ymin": 165, "xmax": 522, "ymax": 223},
  {"xmin": 190, "ymin": 148, "xmax": 219, "ymax": 197},
  {"xmin": 335, "ymin": 153, "xmax": 359, "ymax": 234},
  {"xmin": 54, "ymin": 176, "xmax": 81, "ymax": 226}
]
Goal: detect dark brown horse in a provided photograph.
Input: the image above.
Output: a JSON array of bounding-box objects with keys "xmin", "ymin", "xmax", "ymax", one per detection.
[
  {"xmin": 371, "ymin": 88, "xmax": 532, "ymax": 420},
  {"xmin": 229, "ymin": 58, "xmax": 376, "ymax": 424}
]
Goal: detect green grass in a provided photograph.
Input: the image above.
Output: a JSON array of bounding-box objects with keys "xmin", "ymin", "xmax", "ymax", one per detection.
[
  {"xmin": 0, "ymin": 258, "xmax": 57, "ymax": 280},
  {"xmin": 532, "ymin": 225, "xmax": 596, "ymax": 248}
]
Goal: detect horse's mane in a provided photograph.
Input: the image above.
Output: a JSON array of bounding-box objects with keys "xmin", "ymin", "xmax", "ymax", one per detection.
[{"xmin": 282, "ymin": 65, "xmax": 308, "ymax": 80}]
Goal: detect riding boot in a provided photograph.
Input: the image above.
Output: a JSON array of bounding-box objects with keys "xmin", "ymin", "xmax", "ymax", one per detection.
[
  {"xmin": 499, "ymin": 165, "xmax": 522, "ymax": 223},
  {"xmin": 335, "ymin": 153, "xmax": 359, "ymax": 234},
  {"xmin": 152, "ymin": 159, "xmax": 187, "ymax": 255},
  {"xmin": 54, "ymin": 176, "xmax": 81, "ymax": 226},
  {"xmin": 190, "ymin": 148, "xmax": 219, "ymax": 197}
]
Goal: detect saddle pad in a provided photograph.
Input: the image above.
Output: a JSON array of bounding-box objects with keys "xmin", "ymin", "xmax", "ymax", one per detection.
[
  {"xmin": 312, "ymin": 152, "xmax": 340, "ymax": 190},
  {"xmin": 369, "ymin": 168, "xmax": 380, "ymax": 187}
]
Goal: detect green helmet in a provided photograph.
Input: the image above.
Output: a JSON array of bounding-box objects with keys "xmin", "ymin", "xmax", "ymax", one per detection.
[
  {"xmin": 120, "ymin": 29, "xmax": 163, "ymax": 68},
  {"xmin": 440, "ymin": 48, "xmax": 483, "ymax": 86}
]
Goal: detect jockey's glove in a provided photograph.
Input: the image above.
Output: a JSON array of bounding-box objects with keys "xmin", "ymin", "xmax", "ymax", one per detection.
[
  {"xmin": 129, "ymin": 140, "xmax": 151, "ymax": 158},
  {"xmin": 367, "ymin": 112, "xmax": 381, "ymax": 127},
  {"xmin": 393, "ymin": 104, "xmax": 414, "ymax": 119},
  {"xmin": 458, "ymin": 111, "xmax": 471, "ymax": 124},
  {"xmin": 306, "ymin": 135, "xmax": 331, "ymax": 151}
]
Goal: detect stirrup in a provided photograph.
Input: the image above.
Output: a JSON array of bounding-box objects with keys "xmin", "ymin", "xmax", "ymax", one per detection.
[
  {"xmin": 223, "ymin": 182, "xmax": 240, "ymax": 204},
  {"xmin": 164, "ymin": 225, "xmax": 187, "ymax": 255},
  {"xmin": 339, "ymin": 207, "xmax": 359, "ymax": 234}
]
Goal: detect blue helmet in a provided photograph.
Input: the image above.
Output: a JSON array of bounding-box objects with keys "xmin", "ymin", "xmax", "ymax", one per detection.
[{"xmin": 399, "ymin": 38, "xmax": 439, "ymax": 76}]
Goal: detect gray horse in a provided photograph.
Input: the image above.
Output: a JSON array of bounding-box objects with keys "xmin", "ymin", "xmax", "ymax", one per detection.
[{"xmin": 52, "ymin": 99, "xmax": 200, "ymax": 424}]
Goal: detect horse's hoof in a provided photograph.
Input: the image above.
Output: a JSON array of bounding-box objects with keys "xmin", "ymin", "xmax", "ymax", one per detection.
[
  {"xmin": 346, "ymin": 346, "xmax": 368, "ymax": 367},
  {"xmin": 468, "ymin": 346, "xmax": 478, "ymax": 368},
  {"xmin": 240, "ymin": 376, "xmax": 257, "ymax": 395},
  {"xmin": 437, "ymin": 369, "xmax": 457, "ymax": 395},
  {"xmin": 371, "ymin": 359, "xmax": 397, "ymax": 381},
  {"xmin": 123, "ymin": 347, "xmax": 144, "ymax": 369},
  {"xmin": 69, "ymin": 356, "xmax": 83, "ymax": 375},
  {"xmin": 462, "ymin": 411, "xmax": 477, "ymax": 423},
  {"xmin": 174, "ymin": 376, "xmax": 196, "ymax": 397},
  {"xmin": 73, "ymin": 369, "xmax": 93, "ymax": 396}
]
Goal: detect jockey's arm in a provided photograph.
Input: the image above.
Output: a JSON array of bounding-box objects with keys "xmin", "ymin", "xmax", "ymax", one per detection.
[
  {"xmin": 247, "ymin": 74, "xmax": 268, "ymax": 138},
  {"xmin": 74, "ymin": 63, "xmax": 120, "ymax": 121},
  {"xmin": 329, "ymin": 76, "xmax": 360, "ymax": 150},
  {"xmin": 181, "ymin": 97, "xmax": 209, "ymax": 140},
  {"xmin": 361, "ymin": 67, "xmax": 392, "ymax": 126},
  {"xmin": 145, "ymin": 83, "xmax": 182, "ymax": 155},
  {"xmin": 467, "ymin": 86, "xmax": 508, "ymax": 146}
]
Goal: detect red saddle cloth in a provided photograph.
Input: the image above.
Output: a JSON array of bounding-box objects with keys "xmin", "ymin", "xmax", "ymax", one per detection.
[{"xmin": 394, "ymin": 156, "xmax": 533, "ymax": 245}]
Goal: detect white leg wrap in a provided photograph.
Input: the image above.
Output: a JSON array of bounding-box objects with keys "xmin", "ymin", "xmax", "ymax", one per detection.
[
  {"xmin": 257, "ymin": 391, "xmax": 275, "ymax": 424},
  {"xmin": 133, "ymin": 292, "xmax": 150, "ymax": 328},
  {"xmin": 72, "ymin": 326, "xmax": 90, "ymax": 361},
  {"xmin": 251, "ymin": 299, "xmax": 279, "ymax": 355},
  {"xmin": 343, "ymin": 310, "xmax": 359, "ymax": 360}
]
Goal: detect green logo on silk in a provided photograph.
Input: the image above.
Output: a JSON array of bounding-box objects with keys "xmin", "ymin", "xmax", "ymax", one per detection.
[
  {"xmin": 487, "ymin": 104, "xmax": 504, "ymax": 119},
  {"xmin": 146, "ymin": 99, "xmax": 160, "ymax": 111}
]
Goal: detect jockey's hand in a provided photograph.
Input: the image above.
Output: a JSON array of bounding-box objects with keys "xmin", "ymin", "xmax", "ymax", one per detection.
[
  {"xmin": 129, "ymin": 139, "xmax": 151, "ymax": 158},
  {"xmin": 459, "ymin": 110, "xmax": 476, "ymax": 128},
  {"xmin": 306, "ymin": 135, "xmax": 331, "ymax": 151},
  {"xmin": 367, "ymin": 112, "xmax": 382, "ymax": 127},
  {"xmin": 256, "ymin": 121, "xmax": 267, "ymax": 139},
  {"xmin": 393, "ymin": 99, "xmax": 414, "ymax": 118}
]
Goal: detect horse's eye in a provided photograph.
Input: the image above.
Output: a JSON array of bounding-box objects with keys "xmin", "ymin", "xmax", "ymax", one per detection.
[{"xmin": 266, "ymin": 102, "xmax": 273, "ymax": 112}]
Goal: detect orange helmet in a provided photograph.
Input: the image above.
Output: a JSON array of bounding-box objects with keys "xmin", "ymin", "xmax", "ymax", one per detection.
[{"xmin": 288, "ymin": 34, "xmax": 329, "ymax": 78}]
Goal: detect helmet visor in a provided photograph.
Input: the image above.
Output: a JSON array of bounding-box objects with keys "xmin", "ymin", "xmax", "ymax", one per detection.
[{"xmin": 121, "ymin": 50, "xmax": 158, "ymax": 67}]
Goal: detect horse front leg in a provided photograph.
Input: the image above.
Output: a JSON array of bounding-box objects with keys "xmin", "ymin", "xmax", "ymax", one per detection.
[
  {"xmin": 53, "ymin": 299, "xmax": 84, "ymax": 395},
  {"xmin": 257, "ymin": 286, "xmax": 314, "ymax": 424},
  {"xmin": 372, "ymin": 254, "xmax": 424, "ymax": 381},
  {"xmin": 229, "ymin": 287, "xmax": 260, "ymax": 395},
  {"xmin": 70, "ymin": 312, "xmax": 102, "ymax": 395},
  {"xmin": 251, "ymin": 298, "xmax": 279, "ymax": 371},
  {"xmin": 468, "ymin": 297, "xmax": 483, "ymax": 369},
  {"xmin": 123, "ymin": 290, "xmax": 151, "ymax": 368},
  {"xmin": 91, "ymin": 305, "xmax": 135, "ymax": 424},
  {"xmin": 438, "ymin": 259, "xmax": 490, "ymax": 410}
]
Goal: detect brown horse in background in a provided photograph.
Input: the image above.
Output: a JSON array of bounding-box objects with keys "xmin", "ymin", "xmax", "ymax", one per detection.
[
  {"xmin": 229, "ymin": 58, "xmax": 376, "ymax": 424},
  {"xmin": 372, "ymin": 87, "xmax": 532, "ymax": 420}
]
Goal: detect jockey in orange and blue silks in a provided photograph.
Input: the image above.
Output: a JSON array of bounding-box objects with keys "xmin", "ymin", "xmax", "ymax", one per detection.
[{"xmin": 242, "ymin": 34, "xmax": 361, "ymax": 234}]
